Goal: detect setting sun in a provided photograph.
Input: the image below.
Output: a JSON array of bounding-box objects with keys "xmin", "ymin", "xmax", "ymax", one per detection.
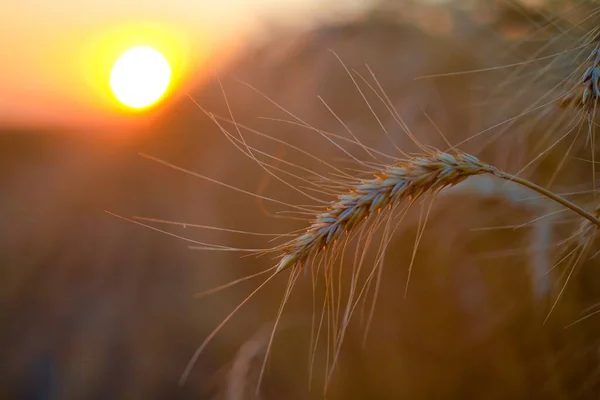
[{"xmin": 110, "ymin": 46, "xmax": 171, "ymax": 109}]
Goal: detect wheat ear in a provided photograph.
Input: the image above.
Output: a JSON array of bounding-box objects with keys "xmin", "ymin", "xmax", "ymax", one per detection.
[
  {"xmin": 561, "ymin": 41, "xmax": 600, "ymax": 110},
  {"xmin": 275, "ymin": 151, "xmax": 600, "ymax": 273}
]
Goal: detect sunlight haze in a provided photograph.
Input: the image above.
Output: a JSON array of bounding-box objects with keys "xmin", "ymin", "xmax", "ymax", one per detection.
[{"xmin": 1, "ymin": 0, "xmax": 370, "ymax": 131}]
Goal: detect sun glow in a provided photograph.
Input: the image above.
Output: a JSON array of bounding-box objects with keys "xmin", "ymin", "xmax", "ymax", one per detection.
[{"xmin": 110, "ymin": 46, "xmax": 171, "ymax": 109}]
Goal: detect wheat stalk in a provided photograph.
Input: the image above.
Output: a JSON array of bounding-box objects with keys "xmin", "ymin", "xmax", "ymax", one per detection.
[{"xmin": 275, "ymin": 151, "xmax": 600, "ymax": 273}]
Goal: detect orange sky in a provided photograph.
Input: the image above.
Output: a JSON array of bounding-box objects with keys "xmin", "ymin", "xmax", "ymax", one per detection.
[{"xmin": 1, "ymin": 0, "xmax": 370, "ymax": 132}]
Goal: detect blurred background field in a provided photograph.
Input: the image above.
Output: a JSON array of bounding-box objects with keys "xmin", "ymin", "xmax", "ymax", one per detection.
[{"xmin": 3, "ymin": 0, "xmax": 600, "ymax": 399}]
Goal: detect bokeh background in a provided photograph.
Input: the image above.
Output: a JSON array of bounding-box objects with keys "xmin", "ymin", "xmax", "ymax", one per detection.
[{"xmin": 3, "ymin": 0, "xmax": 600, "ymax": 399}]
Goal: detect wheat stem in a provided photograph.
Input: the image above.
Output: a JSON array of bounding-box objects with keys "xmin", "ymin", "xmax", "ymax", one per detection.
[{"xmin": 496, "ymin": 172, "xmax": 600, "ymax": 229}]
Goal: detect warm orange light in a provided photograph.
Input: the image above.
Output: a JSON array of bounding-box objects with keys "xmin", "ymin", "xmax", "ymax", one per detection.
[{"xmin": 109, "ymin": 46, "xmax": 171, "ymax": 109}]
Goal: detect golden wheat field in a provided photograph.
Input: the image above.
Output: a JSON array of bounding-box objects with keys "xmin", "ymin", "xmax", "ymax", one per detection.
[{"xmin": 4, "ymin": 0, "xmax": 600, "ymax": 398}]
